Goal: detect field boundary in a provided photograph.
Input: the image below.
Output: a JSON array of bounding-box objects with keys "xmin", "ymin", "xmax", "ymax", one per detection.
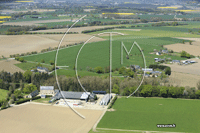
[
  {"xmin": 92, "ymin": 109, "xmax": 107, "ymax": 132},
  {"xmin": 96, "ymin": 128, "xmax": 186, "ymax": 133},
  {"xmin": 13, "ymin": 43, "xmax": 82, "ymax": 59}
]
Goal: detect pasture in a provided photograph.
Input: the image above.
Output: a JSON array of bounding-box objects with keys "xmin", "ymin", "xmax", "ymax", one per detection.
[
  {"xmin": 0, "ymin": 89, "xmax": 8, "ymax": 100},
  {"xmin": 22, "ymin": 37, "xmax": 187, "ymax": 71},
  {"xmin": 97, "ymin": 97, "xmax": 200, "ymax": 132}
]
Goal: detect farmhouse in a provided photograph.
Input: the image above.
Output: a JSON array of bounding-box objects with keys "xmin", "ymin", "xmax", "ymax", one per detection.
[
  {"xmin": 28, "ymin": 90, "xmax": 39, "ymax": 98},
  {"xmin": 151, "ymin": 71, "xmax": 162, "ymax": 77},
  {"xmin": 40, "ymin": 86, "xmax": 55, "ymax": 96},
  {"xmin": 172, "ymin": 60, "xmax": 180, "ymax": 64},
  {"xmin": 156, "ymin": 52, "xmax": 161, "ymax": 55},
  {"xmin": 142, "ymin": 68, "xmax": 153, "ymax": 73},
  {"xmin": 154, "ymin": 58, "xmax": 165, "ymax": 63},
  {"xmin": 37, "ymin": 67, "xmax": 49, "ymax": 73},
  {"xmin": 162, "ymin": 50, "xmax": 168, "ymax": 54}
]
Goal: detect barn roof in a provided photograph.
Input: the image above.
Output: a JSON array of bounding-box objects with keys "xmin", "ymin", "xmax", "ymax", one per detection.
[
  {"xmin": 52, "ymin": 91, "xmax": 88, "ymax": 100},
  {"xmin": 40, "ymin": 86, "xmax": 54, "ymax": 90},
  {"xmin": 30, "ymin": 90, "xmax": 39, "ymax": 97}
]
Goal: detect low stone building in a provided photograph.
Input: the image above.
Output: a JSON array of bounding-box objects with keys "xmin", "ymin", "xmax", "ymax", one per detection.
[
  {"xmin": 40, "ymin": 86, "xmax": 55, "ymax": 96},
  {"xmin": 28, "ymin": 90, "xmax": 39, "ymax": 98}
]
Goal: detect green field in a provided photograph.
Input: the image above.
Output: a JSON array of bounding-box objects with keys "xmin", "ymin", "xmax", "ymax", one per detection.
[
  {"xmin": 97, "ymin": 97, "xmax": 200, "ymax": 132},
  {"xmin": 0, "ymin": 89, "xmax": 8, "ymax": 100},
  {"xmin": 22, "ymin": 37, "xmax": 187, "ymax": 72},
  {"xmin": 15, "ymin": 62, "xmax": 52, "ymax": 71},
  {"xmin": 33, "ymin": 98, "xmax": 51, "ymax": 104},
  {"xmin": 18, "ymin": 21, "xmax": 200, "ymax": 75},
  {"xmin": 138, "ymin": 14, "xmax": 200, "ymax": 20}
]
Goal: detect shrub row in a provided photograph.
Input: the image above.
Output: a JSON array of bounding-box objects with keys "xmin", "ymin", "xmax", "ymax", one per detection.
[
  {"xmin": 108, "ymin": 95, "xmax": 117, "ymax": 109},
  {"xmin": 25, "ymin": 32, "xmax": 78, "ymax": 34},
  {"xmin": 15, "ymin": 98, "xmax": 31, "ymax": 105},
  {"xmin": 122, "ymin": 85, "xmax": 200, "ymax": 99},
  {"xmin": 149, "ymin": 64, "xmax": 171, "ymax": 75},
  {"xmin": 32, "ymin": 96, "xmax": 41, "ymax": 100},
  {"xmin": 15, "ymin": 96, "xmax": 42, "ymax": 105},
  {"xmin": 82, "ymin": 27, "xmax": 115, "ymax": 33}
]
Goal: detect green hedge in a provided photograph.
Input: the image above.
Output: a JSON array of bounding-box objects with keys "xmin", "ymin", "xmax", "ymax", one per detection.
[
  {"xmin": 15, "ymin": 96, "xmax": 42, "ymax": 105},
  {"xmin": 15, "ymin": 98, "xmax": 31, "ymax": 105},
  {"xmin": 32, "ymin": 96, "xmax": 41, "ymax": 100},
  {"xmin": 108, "ymin": 95, "xmax": 117, "ymax": 109}
]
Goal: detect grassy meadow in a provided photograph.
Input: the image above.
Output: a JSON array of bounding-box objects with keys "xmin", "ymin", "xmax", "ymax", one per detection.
[
  {"xmin": 97, "ymin": 97, "xmax": 200, "ymax": 132},
  {"xmin": 22, "ymin": 37, "xmax": 187, "ymax": 72},
  {"xmin": 0, "ymin": 89, "xmax": 8, "ymax": 100}
]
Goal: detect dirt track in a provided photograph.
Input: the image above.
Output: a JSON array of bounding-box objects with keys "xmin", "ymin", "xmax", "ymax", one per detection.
[
  {"xmin": 0, "ymin": 59, "xmax": 24, "ymax": 73},
  {"xmin": 0, "ymin": 34, "xmax": 105, "ymax": 57},
  {"xmin": 0, "ymin": 103, "xmax": 103, "ymax": 133}
]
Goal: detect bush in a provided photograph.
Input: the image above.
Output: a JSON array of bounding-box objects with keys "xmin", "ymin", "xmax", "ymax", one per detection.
[
  {"xmin": 140, "ymin": 85, "xmax": 152, "ymax": 97},
  {"xmin": 159, "ymin": 86, "xmax": 168, "ymax": 98},
  {"xmin": 119, "ymin": 67, "xmax": 126, "ymax": 74},
  {"xmin": 15, "ymin": 98, "xmax": 31, "ymax": 105},
  {"xmin": 107, "ymin": 95, "xmax": 117, "ymax": 109},
  {"xmin": 49, "ymin": 60, "xmax": 54, "ymax": 65},
  {"xmin": 195, "ymin": 90, "xmax": 200, "ymax": 99},
  {"xmin": 32, "ymin": 96, "xmax": 41, "ymax": 100},
  {"xmin": 165, "ymin": 67, "xmax": 171, "ymax": 75},
  {"xmin": 1, "ymin": 105, "xmax": 6, "ymax": 110},
  {"xmin": 41, "ymin": 59, "xmax": 45, "ymax": 63},
  {"xmin": 19, "ymin": 57, "xmax": 25, "ymax": 62},
  {"xmin": 94, "ymin": 66, "xmax": 103, "ymax": 74}
]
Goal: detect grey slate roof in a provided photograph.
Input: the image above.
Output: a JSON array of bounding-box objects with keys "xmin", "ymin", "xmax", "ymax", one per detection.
[
  {"xmin": 40, "ymin": 86, "xmax": 54, "ymax": 90},
  {"xmin": 30, "ymin": 90, "xmax": 39, "ymax": 97},
  {"xmin": 52, "ymin": 91, "xmax": 84, "ymax": 100},
  {"xmin": 152, "ymin": 71, "xmax": 162, "ymax": 74}
]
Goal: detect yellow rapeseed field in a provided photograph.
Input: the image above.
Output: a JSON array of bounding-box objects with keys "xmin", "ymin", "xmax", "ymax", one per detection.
[
  {"xmin": 157, "ymin": 7, "xmax": 178, "ymax": 9},
  {"xmin": 175, "ymin": 10, "xmax": 200, "ymax": 12},
  {"xmin": 102, "ymin": 13, "xmax": 135, "ymax": 15},
  {"xmin": 15, "ymin": 1, "xmax": 34, "ymax": 2},
  {"xmin": 0, "ymin": 21, "xmax": 5, "ymax": 23},
  {"xmin": 0, "ymin": 16, "xmax": 11, "ymax": 19}
]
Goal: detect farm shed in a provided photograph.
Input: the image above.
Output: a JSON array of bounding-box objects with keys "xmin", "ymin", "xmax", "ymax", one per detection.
[
  {"xmin": 52, "ymin": 91, "xmax": 89, "ymax": 100},
  {"xmin": 37, "ymin": 67, "xmax": 49, "ymax": 73},
  {"xmin": 28, "ymin": 90, "xmax": 39, "ymax": 98},
  {"xmin": 40, "ymin": 86, "xmax": 55, "ymax": 96},
  {"xmin": 99, "ymin": 94, "xmax": 112, "ymax": 106},
  {"xmin": 156, "ymin": 52, "xmax": 161, "ymax": 55},
  {"xmin": 172, "ymin": 60, "xmax": 180, "ymax": 63},
  {"xmin": 155, "ymin": 58, "xmax": 165, "ymax": 63},
  {"xmin": 93, "ymin": 91, "xmax": 106, "ymax": 94}
]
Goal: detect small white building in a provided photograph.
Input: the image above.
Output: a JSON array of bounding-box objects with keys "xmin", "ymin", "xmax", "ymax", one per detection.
[{"xmin": 142, "ymin": 68, "xmax": 153, "ymax": 73}]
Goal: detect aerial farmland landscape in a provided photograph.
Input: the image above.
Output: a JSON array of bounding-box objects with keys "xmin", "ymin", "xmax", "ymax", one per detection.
[{"xmin": 0, "ymin": 0, "xmax": 200, "ymax": 133}]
